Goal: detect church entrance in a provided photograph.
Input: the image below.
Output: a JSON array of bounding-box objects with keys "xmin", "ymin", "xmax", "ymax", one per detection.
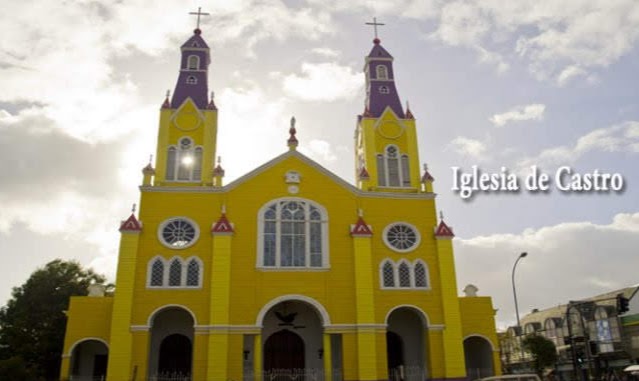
[
  {"xmin": 69, "ymin": 339, "xmax": 108, "ymax": 380},
  {"xmin": 148, "ymin": 307, "xmax": 194, "ymax": 380},
  {"xmin": 464, "ymin": 336, "xmax": 494, "ymax": 379},
  {"xmin": 386, "ymin": 307, "xmax": 429, "ymax": 381},
  {"xmin": 260, "ymin": 299, "xmax": 325, "ymax": 381},
  {"xmin": 265, "ymin": 329, "xmax": 305, "ymax": 371}
]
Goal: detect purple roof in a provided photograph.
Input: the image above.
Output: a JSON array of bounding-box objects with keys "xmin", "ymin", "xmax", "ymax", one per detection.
[
  {"xmin": 365, "ymin": 40, "xmax": 404, "ymax": 118},
  {"xmin": 170, "ymin": 30, "xmax": 211, "ymax": 109}
]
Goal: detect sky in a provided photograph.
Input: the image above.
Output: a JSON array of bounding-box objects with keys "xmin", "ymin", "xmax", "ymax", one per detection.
[{"xmin": 0, "ymin": 0, "xmax": 638, "ymax": 329}]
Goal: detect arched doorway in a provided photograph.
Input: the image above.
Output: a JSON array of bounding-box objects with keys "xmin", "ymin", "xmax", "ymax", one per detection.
[
  {"xmin": 69, "ymin": 339, "xmax": 108, "ymax": 380},
  {"xmin": 261, "ymin": 300, "xmax": 325, "ymax": 380},
  {"xmin": 464, "ymin": 336, "xmax": 494, "ymax": 379},
  {"xmin": 148, "ymin": 307, "xmax": 195, "ymax": 379},
  {"xmin": 265, "ymin": 329, "xmax": 305, "ymax": 371},
  {"xmin": 386, "ymin": 307, "xmax": 429, "ymax": 381}
]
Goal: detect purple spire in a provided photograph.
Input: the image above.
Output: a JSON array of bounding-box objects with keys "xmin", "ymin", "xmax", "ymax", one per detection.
[
  {"xmin": 364, "ymin": 39, "xmax": 405, "ymax": 118},
  {"xmin": 170, "ymin": 30, "xmax": 211, "ymax": 109}
]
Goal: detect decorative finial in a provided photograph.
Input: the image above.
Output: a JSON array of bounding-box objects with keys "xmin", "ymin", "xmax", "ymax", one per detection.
[
  {"xmin": 166, "ymin": 89, "xmax": 170, "ymax": 98},
  {"xmin": 440, "ymin": 210, "xmax": 444, "ymax": 221},
  {"xmin": 162, "ymin": 90, "xmax": 171, "ymax": 108},
  {"xmin": 207, "ymin": 91, "xmax": 217, "ymax": 110},
  {"xmin": 365, "ymin": 17, "xmax": 385, "ymax": 43},
  {"xmin": 131, "ymin": 203, "xmax": 136, "ymax": 214},
  {"xmin": 358, "ymin": 208, "xmax": 363, "ymax": 217},
  {"xmin": 221, "ymin": 204, "xmax": 226, "ymax": 214},
  {"xmin": 405, "ymin": 101, "xmax": 415, "ymax": 119},
  {"xmin": 423, "ymin": 163, "xmax": 428, "ymax": 171},
  {"xmin": 189, "ymin": 7, "xmax": 210, "ymax": 32},
  {"xmin": 287, "ymin": 116, "xmax": 299, "ymax": 149},
  {"xmin": 210, "ymin": 91, "xmax": 215, "ymax": 100},
  {"xmin": 149, "ymin": 155, "xmax": 153, "ymax": 164},
  {"xmin": 217, "ymin": 156, "xmax": 221, "ymax": 165}
]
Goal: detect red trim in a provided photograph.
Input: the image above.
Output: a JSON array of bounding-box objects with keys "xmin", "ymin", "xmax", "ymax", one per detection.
[
  {"xmin": 351, "ymin": 217, "xmax": 373, "ymax": 237},
  {"xmin": 434, "ymin": 221, "xmax": 454, "ymax": 237},
  {"xmin": 211, "ymin": 213, "xmax": 234, "ymax": 233},
  {"xmin": 120, "ymin": 214, "xmax": 142, "ymax": 232},
  {"xmin": 421, "ymin": 170, "xmax": 434, "ymax": 182},
  {"xmin": 358, "ymin": 166, "xmax": 370, "ymax": 180}
]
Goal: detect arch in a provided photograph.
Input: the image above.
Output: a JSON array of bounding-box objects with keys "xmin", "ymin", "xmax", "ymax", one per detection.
[
  {"xmin": 397, "ymin": 259, "xmax": 412, "ymax": 288},
  {"xmin": 376, "ymin": 65, "xmax": 389, "ymax": 79},
  {"xmin": 184, "ymin": 256, "xmax": 203, "ymax": 287},
  {"xmin": 384, "ymin": 305, "xmax": 430, "ymax": 328},
  {"xmin": 462, "ymin": 334, "xmax": 496, "ymax": 351},
  {"xmin": 380, "ymin": 259, "xmax": 395, "ymax": 288},
  {"xmin": 463, "ymin": 335, "xmax": 495, "ymax": 379},
  {"xmin": 413, "ymin": 259, "xmax": 429, "ymax": 288},
  {"xmin": 147, "ymin": 255, "xmax": 165, "ymax": 287},
  {"xmin": 66, "ymin": 337, "xmax": 109, "ymax": 357},
  {"xmin": 168, "ymin": 257, "xmax": 182, "ymax": 286},
  {"xmin": 187, "ymin": 55, "xmax": 200, "ymax": 70},
  {"xmin": 256, "ymin": 294, "xmax": 331, "ymax": 326},
  {"xmin": 68, "ymin": 338, "xmax": 109, "ymax": 380},
  {"xmin": 264, "ymin": 329, "xmax": 305, "ymax": 372},
  {"xmin": 256, "ymin": 198, "xmax": 329, "ymax": 268},
  {"xmin": 386, "ymin": 306, "xmax": 428, "ymax": 381},
  {"xmin": 147, "ymin": 304, "xmax": 198, "ymax": 327}
]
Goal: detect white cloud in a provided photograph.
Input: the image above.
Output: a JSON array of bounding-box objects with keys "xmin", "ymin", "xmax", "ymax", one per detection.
[
  {"xmin": 282, "ymin": 62, "xmax": 363, "ymax": 102},
  {"xmin": 310, "ymin": 47, "xmax": 341, "ymax": 58},
  {"xmin": 518, "ymin": 121, "xmax": 639, "ymax": 169},
  {"xmin": 456, "ymin": 212, "xmax": 639, "ymax": 328},
  {"xmin": 490, "ymin": 104, "xmax": 546, "ymax": 127},
  {"xmin": 301, "ymin": 139, "xmax": 339, "ymax": 162},
  {"xmin": 448, "ymin": 137, "xmax": 488, "ymax": 160}
]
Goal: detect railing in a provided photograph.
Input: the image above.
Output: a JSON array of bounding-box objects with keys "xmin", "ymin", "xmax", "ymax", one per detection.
[
  {"xmin": 388, "ymin": 366, "xmax": 427, "ymax": 381},
  {"xmin": 148, "ymin": 372, "xmax": 191, "ymax": 381},
  {"xmin": 68, "ymin": 376, "xmax": 106, "ymax": 381}
]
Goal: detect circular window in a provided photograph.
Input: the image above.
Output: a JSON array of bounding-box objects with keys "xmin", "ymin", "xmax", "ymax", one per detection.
[
  {"xmin": 383, "ymin": 223, "xmax": 420, "ymax": 252},
  {"xmin": 158, "ymin": 217, "xmax": 199, "ymax": 249}
]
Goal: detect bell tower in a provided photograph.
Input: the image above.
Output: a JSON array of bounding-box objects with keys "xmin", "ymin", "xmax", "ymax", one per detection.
[
  {"xmin": 355, "ymin": 22, "xmax": 422, "ymax": 193},
  {"xmin": 152, "ymin": 16, "xmax": 219, "ymax": 187}
]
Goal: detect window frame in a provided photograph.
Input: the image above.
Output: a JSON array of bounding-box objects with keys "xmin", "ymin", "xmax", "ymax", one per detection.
[
  {"xmin": 376, "ymin": 65, "xmax": 389, "ymax": 80},
  {"xmin": 256, "ymin": 197, "xmax": 330, "ymax": 270},
  {"xmin": 165, "ymin": 137, "xmax": 203, "ymax": 182},
  {"xmin": 146, "ymin": 256, "xmax": 203, "ymax": 289},
  {"xmin": 382, "ymin": 222, "xmax": 421, "ymax": 253},
  {"xmin": 157, "ymin": 217, "xmax": 200, "ymax": 250},
  {"xmin": 187, "ymin": 55, "xmax": 200, "ymax": 70},
  {"xmin": 377, "ymin": 145, "xmax": 411, "ymax": 188},
  {"xmin": 379, "ymin": 259, "xmax": 430, "ymax": 290}
]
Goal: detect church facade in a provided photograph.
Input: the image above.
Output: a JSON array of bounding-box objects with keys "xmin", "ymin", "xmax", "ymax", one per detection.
[{"xmin": 60, "ymin": 26, "xmax": 501, "ymax": 381}]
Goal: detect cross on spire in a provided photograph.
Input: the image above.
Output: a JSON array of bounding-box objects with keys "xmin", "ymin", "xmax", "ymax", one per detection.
[
  {"xmin": 189, "ymin": 7, "xmax": 210, "ymax": 29},
  {"xmin": 365, "ymin": 17, "xmax": 385, "ymax": 39}
]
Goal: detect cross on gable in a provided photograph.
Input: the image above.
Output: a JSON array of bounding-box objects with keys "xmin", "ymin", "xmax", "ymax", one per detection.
[
  {"xmin": 189, "ymin": 7, "xmax": 210, "ymax": 29},
  {"xmin": 365, "ymin": 17, "xmax": 385, "ymax": 39}
]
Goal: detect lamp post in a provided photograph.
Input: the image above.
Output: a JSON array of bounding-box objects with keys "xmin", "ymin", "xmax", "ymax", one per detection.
[{"xmin": 512, "ymin": 252, "xmax": 528, "ymax": 328}]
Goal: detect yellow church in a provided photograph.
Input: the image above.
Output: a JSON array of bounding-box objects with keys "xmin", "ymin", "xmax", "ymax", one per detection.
[{"xmin": 60, "ymin": 21, "xmax": 501, "ymax": 381}]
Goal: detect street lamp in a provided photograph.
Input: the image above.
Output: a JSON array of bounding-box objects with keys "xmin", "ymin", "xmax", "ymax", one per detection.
[{"xmin": 512, "ymin": 252, "xmax": 528, "ymax": 328}]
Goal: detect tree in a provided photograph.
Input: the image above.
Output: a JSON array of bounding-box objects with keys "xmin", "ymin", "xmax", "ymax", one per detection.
[
  {"xmin": 522, "ymin": 334, "xmax": 558, "ymax": 378},
  {"xmin": 0, "ymin": 259, "xmax": 106, "ymax": 381}
]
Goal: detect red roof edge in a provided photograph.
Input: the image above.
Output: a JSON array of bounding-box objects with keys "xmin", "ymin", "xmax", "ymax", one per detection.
[
  {"xmin": 211, "ymin": 213, "xmax": 234, "ymax": 234},
  {"xmin": 120, "ymin": 214, "xmax": 142, "ymax": 232},
  {"xmin": 351, "ymin": 217, "xmax": 373, "ymax": 237}
]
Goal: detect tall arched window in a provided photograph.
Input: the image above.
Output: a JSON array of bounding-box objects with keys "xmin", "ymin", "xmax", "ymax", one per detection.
[
  {"xmin": 414, "ymin": 261, "xmax": 428, "ymax": 288},
  {"xmin": 168, "ymin": 259, "xmax": 182, "ymax": 286},
  {"xmin": 398, "ymin": 261, "xmax": 411, "ymax": 287},
  {"xmin": 186, "ymin": 258, "xmax": 200, "ymax": 287},
  {"xmin": 150, "ymin": 258, "xmax": 164, "ymax": 286},
  {"xmin": 258, "ymin": 198, "xmax": 328, "ymax": 268},
  {"xmin": 166, "ymin": 137, "xmax": 203, "ymax": 182},
  {"xmin": 382, "ymin": 261, "xmax": 395, "ymax": 288},
  {"xmin": 187, "ymin": 55, "xmax": 200, "ymax": 70},
  {"xmin": 377, "ymin": 145, "xmax": 410, "ymax": 187},
  {"xmin": 376, "ymin": 65, "xmax": 388, "ymax": 79}
]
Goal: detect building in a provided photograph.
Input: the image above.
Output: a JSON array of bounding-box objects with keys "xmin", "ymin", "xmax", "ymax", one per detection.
[
  {"xmin": 59, "ymin": 23, "xmax": 501, "ymax": 381},
  {"xmin": 501, "ymin": 286, "xmax": 639, "ymax": 381}
]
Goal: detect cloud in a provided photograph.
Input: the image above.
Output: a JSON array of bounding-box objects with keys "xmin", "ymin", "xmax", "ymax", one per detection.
[
  {"xmin": 456, "ymin": 212, "xmax": 639, "ymax": 328},
  {"xmin": 448, "ymin": 137, "xmax": 488, "ymax": 160},
  {"xmin": 518, "ymin": 121, "xmax": 639, "ymax": 169},
  {"xmin": 282, "ymin": 62, "xmax": 363, "ymax": 102},
  {"xmin": 300, "ymin": 139, "xmax": 339, "ymax": 162},
  {"xmin": 490, "ymin": 104, "xmax": 546, "ymax": 127},
  {"xmin": 310, "ymin": 47, "xmax": 341, "ymax": 58}
]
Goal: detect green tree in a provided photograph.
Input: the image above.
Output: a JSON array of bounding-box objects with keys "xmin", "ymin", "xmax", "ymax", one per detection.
[
  {"xmin": 522, "ymin": 334, "xmax": 558, "ymax": 378},
  {"xmin": 0, "ymin": 259, "xmax": 106, "ymax": 381}
]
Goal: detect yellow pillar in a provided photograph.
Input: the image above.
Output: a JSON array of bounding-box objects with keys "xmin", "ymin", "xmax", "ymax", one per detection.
[
  {"xmin": 323, "ymin": 333, "xmax": 333, "ymax": 381},
  {"xmin": 59, "ymin": 355, "xmax": 71, "ymax": 380},
  {"xmin": 228, "ymin": 333, "xmax": 244, "ymax": 381},
  {"xmin": 253, "ymin": 334, "xmax": 263, "ymax": 381},
  {"xmin": 341, "ymin": 332, "xmax": 358, "ymax": 381},
  {"xmin": 106, "ymin": 215, "xmax": 142, "ymax": 381},
  {"xmin": 208, "ymin": 214, "xmax": 234, "ymax": 380},
  {"xmin": 130, "ymin": 329, "xmax": 149, "ymax": 381},
  {"xmin": 351, "ymin": 217, "xmax": 380, "ymax": 381},
  {"xmin": 435, "ymin": 231, "xmax": 467, "ymax": 379},
  {"xmin": 193, "ymin": 331, "xmax": 209, "ymax": 381}
]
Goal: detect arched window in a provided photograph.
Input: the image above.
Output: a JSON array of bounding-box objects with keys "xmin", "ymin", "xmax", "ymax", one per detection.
[
  {"xmin": 414, "ymin": 261, "xmax": 428, "ymax": 288},
  {"xmin": 187, "ymin": 55, "xmax": 200, "ymax": 70},
  {"xmin": 186, "ymin": 258, "xmax": 200, "ymax": 287},
  {"xmin": 382, "ymin": 260, "xmax": 395, "ymax": 288},
  {"xmin": 398, "ymin": 261, "xmax": 411, "ymax": 287},
  {"xmin": 168, "ymin": 259, "xmax": 182, "ymax": 286},
  {"xmin": 186, "ymin": 76, "xmax": 197, "ymax": 84},
  {"xmin": 165, "ymin": 137, "xmax": 203, "ymax": 182},
  {"xmin": 377, "ymin": 145, "xmax": 411, "ymax": 187},
  {"xmin": 258, "ymin": 198, "xmax": 328, "ymax": 268},
  {"xmin": 376, "ymin": 65, "xmax": 388, "ymax": 79},
  {"xmin": 379, "ymin": 85, "xmax": 389, "ymax": 94},
  {"xmin": 150, "ymin": 258, "xmax": 164, "ymax": 286}
]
